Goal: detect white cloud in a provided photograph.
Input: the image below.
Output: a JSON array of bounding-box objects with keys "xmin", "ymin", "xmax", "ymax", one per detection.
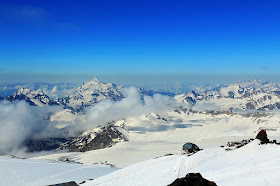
[
  {"xmin": 80, "ymin": 87, "xmax": 176, "ymax": 130},
  {"xmin": 0, "ymin": 100, "xmax": 64, "ymax": 155},
  {"xmin": 0, "ymin": 87, "xmax": 178, "ymax": 155},
  {"xmin": 0, "ymin": 101, "xmax": 39, "ymax": 154}
]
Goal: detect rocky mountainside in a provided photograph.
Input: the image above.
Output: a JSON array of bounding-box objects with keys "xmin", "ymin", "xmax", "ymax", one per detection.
[
  {"xmin": 175, "ymin": 80, "xmax": 280, "ymax": 110},
  {"xmin": 57, "ymin": 78, "xmax": 124, "ymax": 112},
  {"xmin": 23, "ymin": 120, "xmax": 128, "ymax": 153},
  {"xmin": 60, "ymin": 120, "xmax": 128, "ymax": 152},
  {"xmin": 5, "ymin": 88, "xmax": 59, "ymax": 106},
  {"xmin": 24, "ymin": 138, "xmax": 69, "ymax": 152}
]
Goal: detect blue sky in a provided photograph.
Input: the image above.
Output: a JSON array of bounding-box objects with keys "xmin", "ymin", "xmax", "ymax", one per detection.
[{"xmin": 1, "ymin": 0, "xmax": 280, "ymax": 76}]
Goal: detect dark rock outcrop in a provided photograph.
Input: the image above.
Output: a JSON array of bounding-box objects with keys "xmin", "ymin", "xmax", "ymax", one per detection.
[
  {"xmin": 256, "ymin": 129, "xmax": 269, "ymax": 144},
  {"xmin": 25, "ymin": 138, "xmax": 69, "ymax": 152},
  {"xmin": 168, "ymin": 173, "xmax": 217, "ymax": 186},
  {"xmin": 224, "ymin": 139, "xmax": 254, "ymax": 151},
  {"xmin": 62, "ymin": 125, "xmax": 128, "ymax": 152},
  {"xmin": 182, "ymin": 143, "xmax": 200, "ymax": 153},
  {"xmin": 48, "ymin": 181, "xmax": 78, "ymax": 186}
]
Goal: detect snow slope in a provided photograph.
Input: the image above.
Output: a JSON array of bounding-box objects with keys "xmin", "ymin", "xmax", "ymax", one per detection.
[
  {"xmin": 83, "ymin": 140, "xmax": 280, "ymax": 186},
  {"xmin": 0, "ymin": 156, "xmax": 118, "ymax": 186}
]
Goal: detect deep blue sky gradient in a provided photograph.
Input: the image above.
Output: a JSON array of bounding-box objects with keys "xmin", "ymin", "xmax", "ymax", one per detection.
[{"xmin": 1, "ymin": 0, "xmax": 280, "ymax": 75}]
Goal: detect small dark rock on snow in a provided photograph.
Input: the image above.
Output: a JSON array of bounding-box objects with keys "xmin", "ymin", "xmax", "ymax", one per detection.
[
  {"xmin": 168, "ymin": 173, "xmax": 217, "ymax": 186},
  {"xmin": 47, "ymin": 181, "xmax": 78, "ymax": 186}
]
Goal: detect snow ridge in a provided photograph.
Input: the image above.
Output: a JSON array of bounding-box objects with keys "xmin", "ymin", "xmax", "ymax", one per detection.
[{"xmin": 175, "ymin": 80, "xmax": 280, "ymax": 110}]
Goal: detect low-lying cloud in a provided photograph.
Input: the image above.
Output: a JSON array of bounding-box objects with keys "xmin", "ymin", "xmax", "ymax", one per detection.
[
  {"xmin": 0, "ymin": 101, "xmax": 40, "ymax": 154},
  {"xmin": 0, "ymin": 100, "xmax": 63, "ymax": 155},
  {"xmin": 0, "ymin": 87, "xmax": 177, "ymax": 155},
  {"xmin": 80, "ymin": 87, "xmax": 175, "ymax": 130}
]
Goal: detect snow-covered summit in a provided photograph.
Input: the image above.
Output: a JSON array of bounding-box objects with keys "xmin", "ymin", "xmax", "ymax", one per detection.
[
  {"xmin": 58, "ymin": 78, "xmax": 124, "ymax": 112},
  {"xmin": 81, "ymin": 78, "xmax": 116, "ymax": 91}
]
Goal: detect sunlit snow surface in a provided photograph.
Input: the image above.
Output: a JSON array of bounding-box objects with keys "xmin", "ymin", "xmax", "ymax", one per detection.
[
  {"xmin": 32, "ymin": 110, "xmax": 280, "ymax": 168},
  {"xmin": 0, "ymin": 157, "xmax": 118, "ymax": 186},
  {"xmin": 83, "ymin": 140, "xmax": 280, "ymax": 186}
]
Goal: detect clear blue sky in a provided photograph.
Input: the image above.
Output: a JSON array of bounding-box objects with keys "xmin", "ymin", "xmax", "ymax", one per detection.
[{"xmin": 1, "ymin": 0, "xmax": 280, "ymax": 76}]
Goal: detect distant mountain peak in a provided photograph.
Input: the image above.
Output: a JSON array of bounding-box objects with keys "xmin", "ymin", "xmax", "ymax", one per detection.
[
  {"xmin": 15, "ymin": 87, "xmax": 44, "ymax": 96},
  {"xmin": 5, "ymin": 87, "xmax": 58, "ymax": 107},
  {"xmin": 80, "ymin": 78, "xmax": 116, "ymax": 90},
  {"xmin": 58, "ymin": 78, "xmax": 123, "ymax": 112},
  {"xmin": 92, "ymin": 77, "xmax": 100, "ymax": 82},
  {"xmin": 83, "ymin": 77, "xmax": 101, "ymax": 85}
]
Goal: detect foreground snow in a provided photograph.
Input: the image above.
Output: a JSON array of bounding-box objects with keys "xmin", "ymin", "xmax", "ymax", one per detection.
[
  {"xmin": 2, "ymin": 140, "xmax": 280, "ymax": 186},
  {"xmin": 83, "ymin": 140, "xmax": 280, "ymax": 186},
  {"xmin": 0, "ymin": 156, "xmax": 118, "ymax": 186}
]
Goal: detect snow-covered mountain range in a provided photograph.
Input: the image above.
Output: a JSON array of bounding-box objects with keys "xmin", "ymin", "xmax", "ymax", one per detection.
[
  {"xmin": 174, "ymin": 80, "xmax": 280, "ymax": 111},
  {"xmin": 3, "ymin": 79, "xmax": 280, "ymax": 112},
  {"xmin": 5, "ymin": 88, "xmax": 59, "ymax": 106},
  {"xmin": 2, "ymin": 78, "xmax": 280, "ymax": 154},
  {"xmin": 0, "ymin": 78, "xmax": 174, "ymax": 111}
]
